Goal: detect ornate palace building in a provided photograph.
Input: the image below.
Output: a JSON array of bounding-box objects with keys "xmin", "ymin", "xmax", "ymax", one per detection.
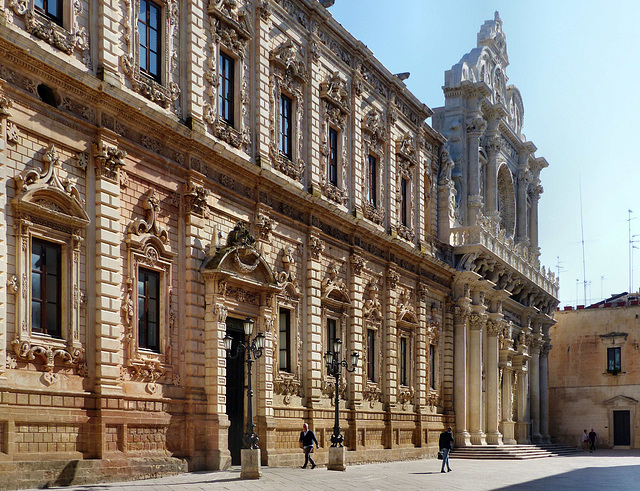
[{"xmin": 0, "ymin": 0, "xmax": 558, "ymax": 487}]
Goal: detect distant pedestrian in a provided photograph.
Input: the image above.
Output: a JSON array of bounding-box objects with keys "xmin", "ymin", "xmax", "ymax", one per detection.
[
  {"xmin": 439, "ymin": 427, "xmax": 454, "ymax": 473},
  {"xmin": 588, "ymin": 428, "xmax": 597, "ymax": 452},
  {"xmin": 581, "ymin": 429, "xmax": 589, "ymax": 450},
  {"xmin": 299, "ymin": 423, "xmax": 319, "ymax": 469}
]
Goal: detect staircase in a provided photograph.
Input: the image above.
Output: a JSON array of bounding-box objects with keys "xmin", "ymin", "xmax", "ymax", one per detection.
[{"xmin": 450, "ymin": 443, "xmax": 582, "ymax": 460}]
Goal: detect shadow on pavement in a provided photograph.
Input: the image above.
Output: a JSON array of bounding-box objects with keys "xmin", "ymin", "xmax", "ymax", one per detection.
[{"xmin": 495, "ymin": 464, "xmax": 640, "ymax": 490}]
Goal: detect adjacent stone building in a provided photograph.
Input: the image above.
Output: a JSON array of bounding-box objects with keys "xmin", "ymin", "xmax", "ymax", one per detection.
[
  {"xmin": 0, "ymin": 1, "xmax": 557, "ymax": 488},
  {"xmin": 549, "ymin": 295, "xmax": 640, "ymax": 449}
]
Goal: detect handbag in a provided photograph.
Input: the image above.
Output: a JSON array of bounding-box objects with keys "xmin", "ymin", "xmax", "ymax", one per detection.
[{"xmin": 437, "ymin": 451, "xmax": 443, "ymax": 460}]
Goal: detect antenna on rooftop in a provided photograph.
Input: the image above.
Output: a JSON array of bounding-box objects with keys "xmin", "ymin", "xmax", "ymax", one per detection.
[
  {"xmin": 600, "ymin": 275, "xmax": 606, "ymax": 301},
  {"xmin": 579, "ymin": 179, "xmax": 587, "ymax": 305}
]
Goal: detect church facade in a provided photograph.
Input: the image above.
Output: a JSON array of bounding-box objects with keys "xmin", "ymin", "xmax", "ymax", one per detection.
[
  {"xmin": 0, "ymin": 1, "xmax": 557, "ymax": 487},
  {"xmin": 432, "ymin": 12, "xmax": 558, "ymax": 447}
]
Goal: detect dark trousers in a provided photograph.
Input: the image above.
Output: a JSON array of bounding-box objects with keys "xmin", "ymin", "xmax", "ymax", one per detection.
[
  {"xmin": 441, "ymin": 448, "xmax": 451, "ymax": 471},
  {"xmin": 590, "ymin": 440, "xmax": 596, "ymax": 451},
  {"xmin": 303, "ymin": 446, "xmax": 315, "ymax": 467}
]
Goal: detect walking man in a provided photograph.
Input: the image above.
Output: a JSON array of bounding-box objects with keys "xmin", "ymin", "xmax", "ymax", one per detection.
[
  {"xmin": 588, "ymin": 428, "xmax": 597, "ymax": 452},
  {"xmin": 299, "ymin": 423, "xmax": 320, "ymax": 469},
  {"xmin": 439, "ymin": 427, "xmax": 454, "ymax": 473}
]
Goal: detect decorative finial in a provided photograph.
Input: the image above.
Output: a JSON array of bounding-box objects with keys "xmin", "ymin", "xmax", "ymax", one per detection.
[{"xmin": 394, "ymin": 72, "xmax": 410, "ymax": 81}]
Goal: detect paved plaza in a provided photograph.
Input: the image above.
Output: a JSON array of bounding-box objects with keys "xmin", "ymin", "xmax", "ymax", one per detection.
[{"xmin": 23, "ymin": 450, "xmax": 640, "ymax": 491}]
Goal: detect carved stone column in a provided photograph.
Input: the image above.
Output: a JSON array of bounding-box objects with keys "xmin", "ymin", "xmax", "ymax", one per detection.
[
  {"xmin": 468, "ymin": 311, "xmax": 486, "ymax": 445},
  {"xmin": 529, "ymin": 331, "xmax": 542, "ymax": 443},
  {"xmin": 465, "ymin": 117, "xmax": 486, "ymax": 226},
  {"xmin": 93, "ymin": 134, "xmax": 126, "ymax": 395},
  {"xmin": 485, "ymin": 135, "xmax": 500, "ymax": 217},
  {"xmin": 202, "ymin": 287, "xmax": 231, "ymax": 470},
  {"xmin": 306, "ymin": 231, "xmax": 325, "ymax": 406},
  {"xmin": 539, "ymin": 343, "xmax": 551, "ymax": 443},
  {"xmin": 515, "ymin": 144, "xmax": 533, "ymax": 243},
  {"xmin": 347, "ymin": 249, "xmax": 365, "ymax": 449},
  {"xmin": 485, "ymin": 317, "xmax": 503, "ymax": 445},
  {"xmin": 453, "ymin": 277, "xmax": 472, "ymax": 446},
  {"xmin": 528, "ymin": 187, "xmax": 541, "ymax": 253},
  {"xmin": 500, "ymin": 367, "xmax": 516, "ymax": 444},
  {"xmin": 514, "ymin": 363, "xmax": 530, "ymax": 443},
  {"xmin": 181, "ymin": 176, "xmax": 209, "ymax": 464},
  {"xmin": 0, "ymin": 92, "xmax": 11, "ymax": 381},
  {"xmin": 385, "ymin": 267, "xmax": 400, "ymax": 449},
  {"xmin": 484, "ymin": 107, "xmax": 505, "ymax": 220}
]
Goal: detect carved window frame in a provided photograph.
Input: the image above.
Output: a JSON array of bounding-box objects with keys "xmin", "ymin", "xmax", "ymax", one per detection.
[
  {"xmin": 319, "ymin": 72, "xmax": 350, "ymax": 206},
  {"xmin": 204, "ymin": 2, "xmax": 253, "ymax": 153},
  {"xmin": 122, "ymin": 190, "xmax": 175, "ymax": 386},
  {"xmin": 397, "ymin": 316, "xmax": 417, "ymax": 394},
  {"xmin": 361, "ymin": 109, "xmax": 385, "ymax": 226},
  {"xmin": 274, "ymin": 290, "xmax": 301, "ymax": 382},
  {"xmin": 269, "ymin": 40, "xmax": 306, "ymax": 184},
  {"xmin": 121, "ymin": 0, "xmax": 180, "ymax": 110},
  {"xmin": 8, "ymin": 0, "xmax": 90, "ymax": 63},
  {"xmin": 9, "ymin": 144, "xmax": 88, "ymax": 384},
  {"xmin": 321, "ymin": 296, "xmax": 350, "ymax": 394},
  {"xmin": 395, "ymin": 135, "xmax": 417, "ymax": 242}
]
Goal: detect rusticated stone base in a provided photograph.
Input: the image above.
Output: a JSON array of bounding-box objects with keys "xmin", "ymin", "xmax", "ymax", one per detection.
[{"xmin": 0, "ymin": 457, "xmax": 188, "ymax": 491}]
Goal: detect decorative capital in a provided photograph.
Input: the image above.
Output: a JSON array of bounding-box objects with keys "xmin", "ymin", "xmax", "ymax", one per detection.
[
  {"xmin": 350, "ymin": 252, "xmax": 365, "ymax": 276},
  {"xmin": 255, "ymin": 213, "xmax": 275, "ymax": 241},
  {"xmin": 93, "ymin": 141, "xmax": 126, "ymax": 181},
  {"xmin": 183, "ymin": 181, "xmax": 209, "ymax": 216},
  {"xmin": 386, "ymin": 270, "xmax": 400, "ymax": 291},
  {"xmin": 308, "ymin": 234, "xmax": 325, "ymax": 260}
]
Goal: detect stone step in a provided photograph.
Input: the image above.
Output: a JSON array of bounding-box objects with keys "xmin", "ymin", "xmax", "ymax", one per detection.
[{"xmin": 450, "ymin": 443, "xmax": 582, "ymax": 460}]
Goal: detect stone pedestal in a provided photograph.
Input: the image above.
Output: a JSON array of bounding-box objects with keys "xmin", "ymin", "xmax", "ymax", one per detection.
[
  {"xmin": 327, "ymin": 446, "xmax": 346, "ymax": 471},
  {"xmin": 501, "ymin": 421, "xmax": 517, "ymax": 445},
  {"xmin": 241, "ymin": 448, "xmax": 261, "ymax": 480}
]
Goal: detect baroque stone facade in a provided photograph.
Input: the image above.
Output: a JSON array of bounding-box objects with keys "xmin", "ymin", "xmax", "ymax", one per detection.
[
  {"xmin": 432, "ymin": 12, "xmax": 558, "ymax": 446},
  {"xmin": 0, "ymin": 3, "xmax": 557, "ymax": 488}
]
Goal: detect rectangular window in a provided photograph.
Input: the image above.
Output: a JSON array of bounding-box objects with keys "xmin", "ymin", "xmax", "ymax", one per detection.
[
  {"xmin": 279, "ymin": 308, "xmax": 291, "ymax": 372},
  {"xmin": 138, "ymin": 0, "xmax": 161, "ymax": 81},
  {"xmin": 35, "ymin": 0, "xmax": 63, "ymax": 26},
  {"xmin": 429, "ymin": 344, "xmax": 436, "ymax": 389},
  {"xmin": 219, "ymin": 52, "xmax": 235, "ymax": 126},
  {"xmin": 607, "ymin": 347, "xmax": 621, "ymax": 373},
  {"xmin": 400, "ymin": 177, "xmax": 408, "ymax": 226},
  {"xmin": 400, "ymin": 337, "xmax": 408, "ymax": 386},
  {"xmin": 280, "ymin": 94, "xmax": 292, "ymax": 159},
  {"xmin": 31, "ymin": 239, "xmax": 61, "ymax": 338},
  {"xmin": 327, "ymin": 317, "xmax": 337, "ymax": 375},
  {"xmin": 138, "ymin": 268, "xmax": 160, "ymax": 351},
  {"xmin": 367, "ymin": 329, "xmax": 376, "ymax": 382},
  {"xmin": 328, "ymin": 127, "xmax": 338, "ymax": 186},
  {"xmin": 367, "ymin": 155, "xmax": 377, "ymax": 207}
]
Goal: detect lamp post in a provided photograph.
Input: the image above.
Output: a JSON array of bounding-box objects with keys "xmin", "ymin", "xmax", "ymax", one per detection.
[
  {"xmin": 323, "ymin": 338, "xmax": 359, "ymax": 451},
  {"xmin": 223, "ymin": 317, "xmax": 264, "ymax": 478}
]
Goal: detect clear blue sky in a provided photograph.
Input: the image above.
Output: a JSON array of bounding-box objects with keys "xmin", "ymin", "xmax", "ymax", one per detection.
[{"xmin": 328, "ymin": 0, "xmax": 640, "ymax": 307}]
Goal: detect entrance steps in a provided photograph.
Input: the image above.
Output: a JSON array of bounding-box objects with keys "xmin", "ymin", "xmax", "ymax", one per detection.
[{"xmin": 451, "ymin": 443, "xmax": 582, "ymax": 460}]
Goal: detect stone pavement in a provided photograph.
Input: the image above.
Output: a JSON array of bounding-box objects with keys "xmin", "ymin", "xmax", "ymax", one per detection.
[{"xmin": 24, "ymin": 450, "xmax": 640, "ymax": 491}]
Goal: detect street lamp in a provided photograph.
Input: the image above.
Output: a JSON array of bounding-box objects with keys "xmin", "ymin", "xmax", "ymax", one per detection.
[
  {"xmin": 323, "ymin": 338, "xmax": 359, "ymax": 447},
  {"xmin": 223, "ymin": 317, "xmax": 264, "ymax": 449}
]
